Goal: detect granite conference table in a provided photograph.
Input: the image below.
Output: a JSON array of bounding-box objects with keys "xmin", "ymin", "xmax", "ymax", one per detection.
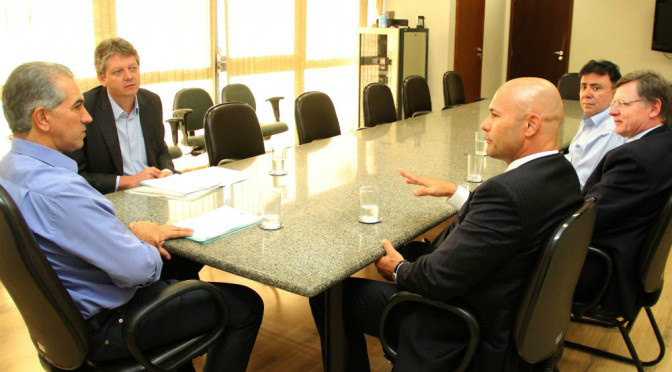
[{"xmin": 107, "ymin": 99, "xmax": 582, "ymax": 371}]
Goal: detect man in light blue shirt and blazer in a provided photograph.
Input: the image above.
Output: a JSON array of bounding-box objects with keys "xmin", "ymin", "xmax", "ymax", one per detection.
[
  {"xmin": 565, "ymin": 59, "xmax": 626, "ymax": 187},
  {"xmin": 67, "ymin": 37, "xmax": 175, "ymax": 195}
]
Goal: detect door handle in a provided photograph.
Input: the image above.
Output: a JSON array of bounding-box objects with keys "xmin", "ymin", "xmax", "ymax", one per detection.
[
  {"xmin": 476, "ymin": 47, "xmax": 483, "ymax": 60},
  {"xmin": 553, "ymin": 50, "xmax": 564, "ymax": 61}
]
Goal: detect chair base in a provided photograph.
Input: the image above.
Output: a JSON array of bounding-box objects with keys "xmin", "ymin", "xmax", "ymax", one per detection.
[{"xmin": 565, "ymin": 307, "xmax": 665, "ymax": 372}]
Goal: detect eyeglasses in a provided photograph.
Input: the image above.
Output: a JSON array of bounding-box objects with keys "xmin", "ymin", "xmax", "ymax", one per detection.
[{"xmin": 610, "ymin": 99, "xmax": 642, "ymax": 108}]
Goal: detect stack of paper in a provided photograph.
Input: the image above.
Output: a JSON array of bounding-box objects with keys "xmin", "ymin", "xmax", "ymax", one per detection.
[
  {"xmin": 174, "ymin": 206, "xmax": 262, "ymax": 243},
  {"xmin": 127, "ymin": 167, "xmax": 248, "ymax": 199}
]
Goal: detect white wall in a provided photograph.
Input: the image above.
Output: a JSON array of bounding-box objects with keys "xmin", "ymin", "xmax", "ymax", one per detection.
[
  {"xmin": 481, "ymin": 0, "xmax": 509, "ymax": 98},
  {"xmin": 386, "ymin": 0, "xmax": 455, "ymax": 110},
  {"xmin": 568, "ymin": 0, "xmax": 672, "ymax": 80},
  {"xmin": 385, "ymin": 0, "xmax": 509, "ymax": 101}
]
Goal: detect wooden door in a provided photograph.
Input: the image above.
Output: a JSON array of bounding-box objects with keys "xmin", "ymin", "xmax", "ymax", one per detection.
[
  {"xmin": 507, "ymin": 0, "xmax": 573, "ymax": 84},
  {"xmin": 454, "ymin": 0, "xmax": 485, "ymax": 103}
]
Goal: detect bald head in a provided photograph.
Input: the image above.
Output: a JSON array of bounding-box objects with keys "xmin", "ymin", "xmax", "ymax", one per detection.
[
  {"xmin": 481, "ymin": 78, "xmax": 564, "ymax": 164},
  {"xmin": 498, "ymin": 78, "xmax": 564, "ymax": 129}
]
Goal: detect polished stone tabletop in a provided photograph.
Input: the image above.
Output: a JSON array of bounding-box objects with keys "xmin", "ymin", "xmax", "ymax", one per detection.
[{"xmin": 108, "ymin": 99, "xmax": 582, "ymax": 297}]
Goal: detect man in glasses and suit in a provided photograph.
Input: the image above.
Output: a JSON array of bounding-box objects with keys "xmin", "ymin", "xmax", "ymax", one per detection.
[{"xmin": 575, "ymin": 70, "xmax": 672, "ymax": 320}]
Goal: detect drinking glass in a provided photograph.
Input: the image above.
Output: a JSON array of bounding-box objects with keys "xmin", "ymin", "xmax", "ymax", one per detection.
[
  {"xmin": 467, "ymin": 153, "xmax": 485, "ymax": 183},
  {"xmin": 359, "ymin": 186, "xmax": 382, "ymax": 223},
  {"xmin": 259, "ymin": 190, "xmax": 282, "ymax": 230},
  {"xmin": 269, "ymin": 147, "xmax": 287, "ymax": 176},
  {"xmin": 475, "ymin": 131, "xmax": 487, "ymax": 156}
]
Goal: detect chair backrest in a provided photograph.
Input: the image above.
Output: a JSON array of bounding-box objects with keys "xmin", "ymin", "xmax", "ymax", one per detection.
[
  {"xmin": 173, "ymin": 88, "xmax": 214, "ymax": 132},
  {"xmin": 557, "ymin": 73, "xmax": 580, "ymax": 101},
  {"xmin": 402, "ymin": 75, "xmax": 432, "ymax": 119},
  {"xmin": 0, "ymin": 186, "xmax": 90, "ymax": 370},
  {"xmin": 221, "ymin": 83, "xmax": 257, "ymax": 111},
  {"xmin": 514, "ymin": 199, "xmax": 597, "ymax": 363},
  {"xmin": 363, "ymin": 83, "xmax": 397, "ymax": 127},
  {"xmin": 443, "ymin": 71, "xmax": 466, "ymax": 108},
  {"xmin": 638, "ymin": 191, "xmax": 672, "ymax": 295},
  {"xmin": 294, "ymin": 91, "xmax": 341, "ymax": 145},
  {"xmin": 204, "ymin": 102, "xmax": 265, "ymax": 167}
]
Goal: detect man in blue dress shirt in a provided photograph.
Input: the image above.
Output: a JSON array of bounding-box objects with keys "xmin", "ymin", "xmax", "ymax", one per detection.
[
  {"xmin": 1, "ymin": 62, "xmax": 263, "ymax": 372},
  {"xmin": 565, "ymin": 59, "xmax": 626, "ymax": 187}
]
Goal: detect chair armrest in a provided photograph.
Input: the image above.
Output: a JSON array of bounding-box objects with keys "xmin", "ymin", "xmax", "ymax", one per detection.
[
  {"xmin": 411, "ymin": 111, "xmax": 431, "ymax": 118},
  {"xmin": 167, "ymin": 146, "xmax": 182, "ymax": 160},
  {"xmin": 122, "ymin": 280, "xmax": 228, "ymax": 372},
  {"xmin": 165, "ymin": 118, "xmax": 183, "ymax": 146},
  {"xmin": 571, "ymin": 247, "xmax": 613, "ymax": 317},
  {"xmin": 167, "ymin": 109, "xmax": 194, "ymax": 147},
  {"xmin": 217, "ymin": 158, "xmax": 240, "ymax": 166},
  {"xmin": 379, "ymin": 291, "xmax": 479, "ymax": 372},
  {"xmin": 172, "ymin": 108, "xmax": 193, "ymax": 118},
  {"xmin": 265, "ymin": 97, "xmax": 284, "ymax": 122}
]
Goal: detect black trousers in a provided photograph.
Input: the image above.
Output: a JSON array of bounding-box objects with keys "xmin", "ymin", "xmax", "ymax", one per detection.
[
  {"xmin": 88, "ymin": 280, "xmax": 263, "ymax": 372},
  {"xmin": 309, "ymin": 277, "xmax": 474, "ymax": 372},
  {"xmin": 160, "ymin": 254, "xmax": 204, "ymax": 281},
  {"xmin": 309, "ymin": 238, "xmax": 549, "ymax": 372}
]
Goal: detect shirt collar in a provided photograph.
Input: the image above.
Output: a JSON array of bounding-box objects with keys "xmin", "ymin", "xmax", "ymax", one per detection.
[
  {"xmin": 628, "ymin": 125, "xmax": 663, "ymax": 142},
  {"xmin": 10, "ymin": 138, "xmax": 78, "ymax": 173},
  {"xmin": 506, "ymin": 150, "xmax": 559, "ymax": 172},
  {"xmin": 107, "ymin": 90, "xmax": 139, "ymax": 120},
  {"xmin": 582, "ymin": 106, "xmax": 612, "ymax": 127}
]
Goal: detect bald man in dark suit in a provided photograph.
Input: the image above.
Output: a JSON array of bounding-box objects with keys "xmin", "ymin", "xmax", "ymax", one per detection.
[{"xmin": 310, "ymin": 78, "xmax": 584, "ymax": 372}]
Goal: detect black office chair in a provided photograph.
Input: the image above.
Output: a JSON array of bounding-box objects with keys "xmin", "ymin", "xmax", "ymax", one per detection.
[
  {"xmin": 443, "ymin": 71, "xmax": 466, "ymax": 109},
  {"xmin": 167, "ymin": 145, "xmax": 182, "ymax": 160},
  {"xmin": 221, "ymin": 83, "xmax": 288, "ymax": 139},
  {"xmin": 294, "ymin": 91, "xmax": 341, "ymax": 145},
  {"xmin": 167, "ymin": 88, "xmax": 213, "ymax": 155},
  {"xmin": 204, "ymin": 102, "xmax": 266, "ymax": 167},
  {"xmin": 557, "ymin": 73, "xmax": 580, "ymax": 101},
  {"xmin": 362, "ymin": 83, "xmax": 397, "ymax": 127},
  {"xmin": 0, "ymin": 185, "xmax": 228, "ymax": 372},
  {"xmin": 380, "ymin": 199, "xmax": 597, "ymax": 372},
  {"xmin": 565, "ymin": 192, "xmax": 672, "ymax": 372},
  {"xmin": 402, "ymin": 75, "xmax": 432, "ymax": 119}
]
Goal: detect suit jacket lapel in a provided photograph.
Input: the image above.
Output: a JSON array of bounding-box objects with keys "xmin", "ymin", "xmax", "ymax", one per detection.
[
  {"xmin": 97, "ymin": 88, "xmax": 124, "ymax": 175},
  {"xmin": 137, "ymin": 91, "xmax": 156, "ymax": 167}
]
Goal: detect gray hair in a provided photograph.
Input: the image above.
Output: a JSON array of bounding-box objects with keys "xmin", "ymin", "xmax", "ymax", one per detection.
[
  {"xmin": 616, "ymin": 70, "xmax": 672, "ymax": 124},
  {"xmin": 2, "ymin": 62, "xmax": 73, "ymax": 134},
  {"xmin": 94, "ymin": 37, "xmax": 140, "ymax": 76}
]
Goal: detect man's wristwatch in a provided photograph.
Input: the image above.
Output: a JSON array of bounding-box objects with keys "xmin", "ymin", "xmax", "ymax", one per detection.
[{"xmin": 392, "ymin": 260, "xmax": 409, "ymax": 283}]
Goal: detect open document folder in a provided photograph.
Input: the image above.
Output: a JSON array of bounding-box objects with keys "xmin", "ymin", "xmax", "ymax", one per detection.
[
  {"xmin": 127, "ymin": 167, "xmax": 248, "ymax": 199},
  {"xmin": 174, "ymin": 206, "xmax": 263, "ymax": 243}
]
